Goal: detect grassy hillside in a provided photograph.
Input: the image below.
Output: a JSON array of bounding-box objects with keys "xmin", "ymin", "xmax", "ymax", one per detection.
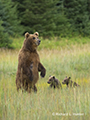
[
  {"xmin": 0, "ymin": 39, "xmax": 90, "ymax": 120},
  {"xmin": 11, "ymin": 36, "xmax": 90, "ymax": 50}
]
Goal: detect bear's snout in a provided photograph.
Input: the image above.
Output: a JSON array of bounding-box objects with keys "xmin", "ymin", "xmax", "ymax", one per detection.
[
  {"xmin": 35, "ymin": 39, "xmax": 41, "ymax": 46},
  {"xmin": 38, "ymin": 40, "xmax": 41, "ymax": 45},
  {"xmin": 62, "ymin": 81, "xmax": 65, "ymax": 84},
  {"xmin": 47, "ymin": 81, "xmax": 50, "ymax": 84}
]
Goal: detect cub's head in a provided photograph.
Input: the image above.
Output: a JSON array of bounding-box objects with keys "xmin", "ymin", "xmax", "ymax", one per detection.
[
  {"xmin": 62, "ymin": 76, "xmax": 71, "ymax": 84},
  {"xmin": 24, "ymin": 32, "xmax": 40, "ymax": 51},
  {"xmin": 47, "ymin": 75, "xmax": 55, "ymax": 84}
]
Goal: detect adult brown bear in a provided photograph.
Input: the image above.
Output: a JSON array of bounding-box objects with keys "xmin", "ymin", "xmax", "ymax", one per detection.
[{"xmin": 16, "ymin": 32, "xmax": 46, "ymax": 93}]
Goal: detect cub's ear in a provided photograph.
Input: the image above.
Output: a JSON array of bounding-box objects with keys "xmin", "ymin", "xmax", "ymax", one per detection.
[
  {"xmin": 34, "ymin": 32, "xmax": 39, "ymax": 37},
  {"xmin": 69, "ymin": 77, "xmax": 71, "ymax": 79},
  {"xmin": 25, "ymin": 32, "xmax": 29, "ymax": 38},
  {"xmin": 53, "ymin": 76, "xmax": 55, "ymax": 79}
]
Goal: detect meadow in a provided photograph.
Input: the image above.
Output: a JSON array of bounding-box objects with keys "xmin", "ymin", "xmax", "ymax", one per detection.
[{"xmin": 0, "ymin": 37, "xmax": 90, "ymax": 120}]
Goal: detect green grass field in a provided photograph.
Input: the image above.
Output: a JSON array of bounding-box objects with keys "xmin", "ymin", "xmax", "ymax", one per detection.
[
  {"xmin": 11, "ymin": 36, "xmax": 90, "ymax": 50},
  {"xmin": 0, "ymin": 37, "xmax": 90, "ymax": 120}
]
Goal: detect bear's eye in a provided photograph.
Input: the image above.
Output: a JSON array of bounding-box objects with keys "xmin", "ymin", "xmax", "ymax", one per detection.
[{"xmin": 33, "ymin": 37, "xmax": 35, "ymax": 39}]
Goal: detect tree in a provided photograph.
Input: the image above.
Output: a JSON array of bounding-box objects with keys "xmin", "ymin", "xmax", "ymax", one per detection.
[
  {"xmin": 0, "ymin": 0, "xmax": 23, "ymax": 36},
  {"xmin": 13, "ymin": 0, "xmax": 70, "ymax": 37},
  {"xmin": 0, "ymin": 0, "xmax": 13, "ymax": 48},
  {"xmin": 0, "ymin": 20, "xmax": 12, "ymax": 48},
  {"xmin": 54, "ymin": 0, "xmax": 71, "ymax": 37},
  {"xmin": 64, "ymin": 0, "xmax": 90, "ymax": 36}
]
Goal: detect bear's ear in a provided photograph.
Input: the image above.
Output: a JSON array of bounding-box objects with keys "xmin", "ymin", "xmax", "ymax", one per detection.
[
  {"xmin": 69, "ymin": 77, "xmax": 71, "ymax": 79},
  {"xmin": 34, "ymin": 32, "xmax": 39, "ymax": 37},
  {"xmin": 53, "ymin": 76, "xmax": 55, "ymax": 79},
  {"xmin": 49, "ymin": 75, "xmax": 51, "ymax": 77},
  {"xmin": 25, "ymin": 32, "xmax": 29, "ymax": 38}
]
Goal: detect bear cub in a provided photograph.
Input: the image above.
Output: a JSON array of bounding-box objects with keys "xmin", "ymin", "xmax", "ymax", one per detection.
[
  {"xmin": 62, "ymin": 76, "xmax": 80, "ymax": 87},
  {"xmin": 47, "ymin": 75, "xmax": 62, "ymax": 89}
]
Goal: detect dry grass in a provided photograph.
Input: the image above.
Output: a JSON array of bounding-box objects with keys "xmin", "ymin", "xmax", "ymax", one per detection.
[{"xmin": 0, "ymin": 44, "xmax": 90, "ymax": 120}]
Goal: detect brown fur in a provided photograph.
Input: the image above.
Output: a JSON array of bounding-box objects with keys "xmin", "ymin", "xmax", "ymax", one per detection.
[
  {"xmin": 16, "ymin": 32, "xmax": 46, "ymax": 93},
  {"xmin": 47, "ymin": 76, "xmax": 62, "ymax": 89},
  {"xmin": 62, "ymin": 76, "xmax": 80, "ymax": 87}
]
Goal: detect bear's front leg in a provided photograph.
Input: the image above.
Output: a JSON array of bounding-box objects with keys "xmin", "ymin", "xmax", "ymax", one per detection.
[{"xmin": 38, "ymin": 62, "xmax": 46, "ymax": 77}]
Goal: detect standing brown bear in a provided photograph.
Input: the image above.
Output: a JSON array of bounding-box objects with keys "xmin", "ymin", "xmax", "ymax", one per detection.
[{"xmin": 16, "ymin": 32, "xmax": 46, "ymax": 93}]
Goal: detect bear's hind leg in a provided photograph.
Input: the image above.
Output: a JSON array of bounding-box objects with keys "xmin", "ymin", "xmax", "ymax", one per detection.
[
  {"xmin": 16, "ymin": 80, "xmax": 21, "ymax": 92},
  {"xmin": 33, "ymin": 85, "xmax": 37, "ymax": 93}
]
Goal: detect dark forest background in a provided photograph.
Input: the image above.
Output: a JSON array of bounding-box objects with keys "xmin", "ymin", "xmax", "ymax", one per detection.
[{"xmin": 0, "ymin": 0, "xmax": 90, "ymax": 47}]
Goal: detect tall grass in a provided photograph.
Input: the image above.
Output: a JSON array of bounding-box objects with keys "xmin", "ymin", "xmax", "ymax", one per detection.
[{"xmin": 0, "ymin": 43, "xmax": 90, "ymax": 120}]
